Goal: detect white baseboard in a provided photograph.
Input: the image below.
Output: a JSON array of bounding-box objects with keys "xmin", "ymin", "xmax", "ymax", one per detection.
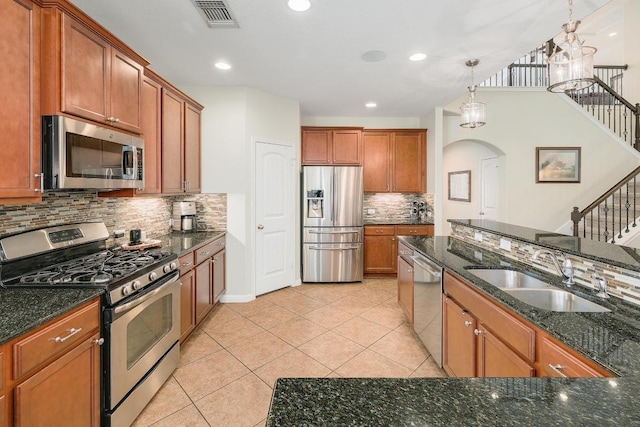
[{"xmin": 219, "ymin": 294, "xmax": 256, "ymax": 303}]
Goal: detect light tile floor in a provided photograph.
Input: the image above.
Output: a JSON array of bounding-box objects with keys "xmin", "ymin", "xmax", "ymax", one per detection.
[{"xmin": 131, "ymin": 278, "xmax": 446, "ymax": 427}]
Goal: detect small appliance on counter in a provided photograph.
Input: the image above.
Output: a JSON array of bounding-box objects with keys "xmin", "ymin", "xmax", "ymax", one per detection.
[{"xmin": 173, "ymin": 201, "xmax": 197, "ymax": 233}]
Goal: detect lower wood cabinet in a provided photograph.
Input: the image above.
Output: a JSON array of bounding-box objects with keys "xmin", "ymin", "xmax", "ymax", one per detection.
[
  {"xmin": 0, "ymin": 346, "xmax": 6, "ymax": 427},
  {"xmin": 364, "ymin": 225, "xmax": 433, "ymax": 276},
  {"xmin": 179, "ymin": 235, "xmax": 226, "ymax": 344},
  {"xmin": 539, "ymin": 334, "xmax": 609, "ymax": 378},
  {"xmin": 443, "ymin": 296, "xmax": 477, "ymax": 377},
  {"xmin": 9, "ymin": 298, "xmax": 102, "ymax": 427}
]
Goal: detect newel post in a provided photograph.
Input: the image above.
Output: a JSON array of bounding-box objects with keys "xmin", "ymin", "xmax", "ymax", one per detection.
[{"xmin": 571, "ymin": 207, "xmax": 581, "ymax": 237}]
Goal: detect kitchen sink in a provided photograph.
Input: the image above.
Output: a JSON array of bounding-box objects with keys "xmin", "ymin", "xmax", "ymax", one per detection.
[
  {"xmin": 467, "ymin": 268, "xmax": 550, "ymax": 289},
  {"xmin": 502, "ymin": 288, "xmax": 611, "ymax": 313},
  {"xmin": 466, "ymin": 268, "xmax": 610, "ymax": 313}
]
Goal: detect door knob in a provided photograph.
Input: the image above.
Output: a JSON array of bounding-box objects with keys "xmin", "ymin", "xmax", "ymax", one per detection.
[{"xmin": 257, "ymin": 224, "xmax": 264, "ymax": 229}]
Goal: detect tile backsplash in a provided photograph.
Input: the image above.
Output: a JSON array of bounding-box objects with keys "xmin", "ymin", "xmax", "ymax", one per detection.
[
  {"xmin": 0, "ymin": 191, "xmax": 227, "ymax": 244},
  {"xmin": 364, "ymin": 193, "xmax": 434, "ymax": 223}
]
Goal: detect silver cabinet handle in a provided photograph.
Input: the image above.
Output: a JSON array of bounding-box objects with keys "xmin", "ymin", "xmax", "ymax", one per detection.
[
  {"xmin": 52, "ymin": 327, "xmax": 83, "ymax": 343},
  {"xmin": 93, "ymin": 338, "xmax": 105, "ymax": 346},
  {"xmin": 548, "ymin": 364, "xmax": 568, "ymax": 378},
  {"xmin": 473, "ymin": 329, "xmax": 483, "ymax": 336},
  {"xmin": 464, "ymin": 321, "xmax": 473, "ymax": 327},
  {"xmin": 34, "ymin": 173, "xmax": 45, "ymax": 192},
  {"xmin": 200, "ymin": 250, "xmax": 211, "ymax": 257},
  {"xmin": 181, "ymin": 261, "xmax": 193, "ymax": 267}
]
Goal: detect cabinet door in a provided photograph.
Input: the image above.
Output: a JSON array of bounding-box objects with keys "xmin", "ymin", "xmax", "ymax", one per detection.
[
  {"xmin": 363, "ymin": 131, "xmax": 391, "ymax": 192},
  {"xmin": 392, "ymin": 131, "xmax": 426, "ymax": 193},
  {"xmin": 138, "ymin": 75, "xmax": 162, "ymax": 194},
  {"xmin": 363, "ymin": 235, "xmax": 397, "ymax": 274},
  {"xmin": 62, "ymin": 14, "xmax": 109, "ymax": 124},
  {"xmin": 0, "ymin": 0, "xmax": 41, "ymax": 201},
  {"xmin": 443, "ymin": 297, "xmax": 476, "ymax": 377},
  {"xmin": 0, "ymin": 346, "xmax": 5, "ymax": 427},
  {"xmin": 109, "ymin": 48, "xmax": 142, "ymax": 132},
  {"xmin": 161, "ymin": 89, "xmax": 185, "ymax": 193},
  {"xmin": 212, "ymin": 249, "xmax": 226, "ymax": 304},
  {"xmin": 14, "ymin": 334, "xmax": 101, "ymax": 427},
  {"xmin": 397, "ymin": 256, "xmax": 414, "ymax": 323},
  {"xmin": 539, "ymin": 335, "xmax": 607, "ymax": 378},
  {"xmin": 184, "ymin": 102, "xmax": 202, "ymax": 193},
  {"xmin": 477, "ymin": 324, "xmax": 535, "ymax": 377},
  {"xmin": 180, "ymin": 269, "xmax": 196, "ymax": 343},
  {"xmin": 301, "ymin": 129, "xmax": 332, "ymax": 164},
  {"xmin": 195, "ymin": 259, "xmax": 214, "ymax": 324},
  {"xmin": 332, "ymin": 130, "xmax": 362, "ymax": 165}
]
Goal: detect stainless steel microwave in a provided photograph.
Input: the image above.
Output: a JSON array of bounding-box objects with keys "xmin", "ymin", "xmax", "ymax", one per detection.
[{"xmin": 42, "ymin": 115, "xmax": 144, "ymax": 190}]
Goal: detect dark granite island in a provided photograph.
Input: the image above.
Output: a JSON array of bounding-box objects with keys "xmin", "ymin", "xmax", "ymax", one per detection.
[{"xmin": 267, "ymin": 220, "xmax": 640, "ymax": 426}]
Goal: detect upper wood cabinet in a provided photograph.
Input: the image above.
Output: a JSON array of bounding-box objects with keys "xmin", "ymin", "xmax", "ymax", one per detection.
[
  {"xmin": 0, "ymin": 0, "xmax": 42, "ymax": 204},
  {"xmin": 363, "ymin": 129, "xmax": 427, "ymax": 193},
  {"xmin": 161, "ymin": 87, "xmax": 202, "ymax": 194},
  {"xmin": 301, "ymin": 127, "xmax": 363, "ymax": 165},
  {"xmin": 138, "ymin": 74, "xmax": 163, "ymax": 195},
  {"xmin": 41, "ymin": 3, "xmax": 148, "ymax": 133}
]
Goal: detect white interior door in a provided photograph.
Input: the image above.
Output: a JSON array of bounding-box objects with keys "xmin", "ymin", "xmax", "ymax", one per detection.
[
  {"xmin": 255, "ymin": 141, "xmax": 295, "ymax": 296},
  {"xmin": 480, "ymin": 157, "xmax": 499, "ymax": 220}
]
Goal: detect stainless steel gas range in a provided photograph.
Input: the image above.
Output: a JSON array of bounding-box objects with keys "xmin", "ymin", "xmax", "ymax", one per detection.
[{"xmin": 0, "ymin": 222, "xmax": 180, "ymax": 427}]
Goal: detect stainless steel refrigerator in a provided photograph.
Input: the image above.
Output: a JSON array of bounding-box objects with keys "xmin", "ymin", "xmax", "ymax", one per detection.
[{"xmin": 302, "ymin": 166, "xmax": 363, "ymax": 282}]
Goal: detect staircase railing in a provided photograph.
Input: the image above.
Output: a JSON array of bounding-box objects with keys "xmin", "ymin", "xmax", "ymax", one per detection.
[{"xmin": 571, "ymin": 166, "xmax": 640, "ymax": 242}]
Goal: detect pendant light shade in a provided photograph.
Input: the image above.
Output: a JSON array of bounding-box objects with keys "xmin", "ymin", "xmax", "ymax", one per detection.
[
  {"xmin": 460, "ymin": 59, "xmax": 486, "ymax": 129},
  {"xmin": 547, "ymin": 0, "xmax": 597, "ymax": 92}
]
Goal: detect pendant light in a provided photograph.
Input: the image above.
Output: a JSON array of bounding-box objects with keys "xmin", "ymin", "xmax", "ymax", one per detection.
[
  {"xmin": 460, "ymin": 59, "xmax": 486, "ymax": 129},
  {"xmin": 547, "ymin": 0, "xmax": 597, "ymax": 92}
]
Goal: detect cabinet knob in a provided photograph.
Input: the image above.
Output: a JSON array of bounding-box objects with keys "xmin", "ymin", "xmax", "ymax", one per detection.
[
  {"xmin": 464, "ymin": 320, "xmax": 473, "ymax": 327},
  {"xmin": 257, "ymin": 224, "xmax": 265, "ymax": 229},
  {"xmin": 93, "ymin": 338, "xmax": 105, "ymax": 346},
  {"xmin": 473, "ymin": 329, "xmax": 483, "ymax": 336}
]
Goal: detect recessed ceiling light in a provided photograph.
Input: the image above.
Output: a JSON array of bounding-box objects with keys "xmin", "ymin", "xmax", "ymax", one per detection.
[
  {"xmin": 409, "ymin": 53, "xmax": 427, "ymax": 62},
  {"xmin": 365, "ymin": 102, "xmax": 377, "ymax": 108},
  {"xmin": 215, "ymin": 62, "xmax": 231, "ymax": 70},
  {"xmin": 287, "ymin": 0, "xmax": 310, "ymax": 11},
  {"xmin": 361, "ymin": 50, "xmax": 387, "ymax": 62}
]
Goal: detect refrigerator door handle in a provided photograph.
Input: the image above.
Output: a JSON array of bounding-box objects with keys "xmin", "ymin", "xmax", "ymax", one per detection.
[
  {"xmin": 309, "ymin": 230, "xmax": 360, "ymax": 234},
  {"xmin": 308, "ymin": 246, "xmax": 361, "ymax": 251}
]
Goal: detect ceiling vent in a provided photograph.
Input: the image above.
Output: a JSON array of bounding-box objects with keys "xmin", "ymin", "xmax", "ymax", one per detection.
[{"xmin": 191, "ymin": 0, "xmax": 239, "ymax": 28}]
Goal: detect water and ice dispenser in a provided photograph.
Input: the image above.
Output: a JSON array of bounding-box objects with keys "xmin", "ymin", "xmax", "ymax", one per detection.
[{"xmin": 306, "ymin": 190, "xmax": 324, "ymax": 218}]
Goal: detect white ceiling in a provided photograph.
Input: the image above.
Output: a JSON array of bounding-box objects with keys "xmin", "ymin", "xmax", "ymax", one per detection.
[{"xmin": 70, "ymin": 0, "xmax": 611, "ymax": 118}]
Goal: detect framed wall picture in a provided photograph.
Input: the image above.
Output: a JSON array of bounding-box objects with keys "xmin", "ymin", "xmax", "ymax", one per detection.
[
  {"xmin": 448, "ymin": 170, "xmax": 471, "ymax": 202},
  {"xmin": 536, "ymin": 147, "xmax": 581, "ymax": 183}
]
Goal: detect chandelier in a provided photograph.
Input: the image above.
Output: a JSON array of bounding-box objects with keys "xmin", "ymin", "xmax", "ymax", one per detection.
[
  {"xmin": 547, "ymin": 0, "xmax": 597, "ymax": 92},
  {"xmin": 460, "ymin": 59, "xmax": 486, "ymax": 129}
]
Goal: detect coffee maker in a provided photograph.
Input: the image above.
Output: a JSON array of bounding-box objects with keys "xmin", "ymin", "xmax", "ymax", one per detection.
[{"xmin": 172, "ymin": 201, "xmax": 197, "ymax": 233}]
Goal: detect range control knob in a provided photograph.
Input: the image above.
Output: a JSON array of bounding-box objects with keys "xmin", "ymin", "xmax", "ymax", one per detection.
[
  {"xmin": 149, "ymin": 271, "xmax": 158, "ymax": 281},
  {"xmin": 132, "ymin": 280, "xmax": 142, "ymax": 290},
  {"xmin": 122, "ymin": 285, "xmax": 132, "ymax": 296}
]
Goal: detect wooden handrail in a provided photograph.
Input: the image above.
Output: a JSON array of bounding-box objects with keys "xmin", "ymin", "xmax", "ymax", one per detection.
[
  {"xmin": 590, "ymin": 76, "xmax": 638, "ymax": 112},
  {"xmin": 579, "ymin": 166, "xmax": 640, "ymax": 215}
]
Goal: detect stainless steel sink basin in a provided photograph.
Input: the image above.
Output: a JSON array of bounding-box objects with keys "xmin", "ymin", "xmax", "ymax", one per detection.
[
  {"xmin": 502, "ymin": 288, "xmax": 611, "ymax": 313},
  {"xmin": 467, "ymin": 268, "xmax": 550, "ymax": 289}
]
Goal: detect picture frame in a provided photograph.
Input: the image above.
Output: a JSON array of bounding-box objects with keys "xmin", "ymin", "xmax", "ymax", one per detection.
[
  {"xmin": 448, "ymin": 170, "xmax": 471, "ymax": 202},
  {"xmin": 536, "ymin": 147, "xmax": 581, "ymax": 183}
]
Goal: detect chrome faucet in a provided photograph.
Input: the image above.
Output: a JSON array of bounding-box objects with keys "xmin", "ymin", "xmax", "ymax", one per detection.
[
  {"xmin": 532, "ymin": 249, "xmax": 575, "ymax": 286},
  {"xmin": 593, "ymin": 274, "xmax": 610, "ymax": 299}
]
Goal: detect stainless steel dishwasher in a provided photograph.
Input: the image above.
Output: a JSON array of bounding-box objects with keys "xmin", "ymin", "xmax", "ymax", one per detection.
[{"xmin": 412, "ymin": 251, "xmax": 444, "ymax": 367}]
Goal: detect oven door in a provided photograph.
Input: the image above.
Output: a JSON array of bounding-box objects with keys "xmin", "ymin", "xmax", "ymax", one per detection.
[{"xmin": 104, "ymin": 271, "xmax": 180, "ymax": 410}]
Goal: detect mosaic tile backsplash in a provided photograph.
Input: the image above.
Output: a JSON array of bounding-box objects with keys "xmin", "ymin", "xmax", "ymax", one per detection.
[
  {"xmin": 364, "ymin": 193, "xmax": 434, "ymax": 223},
  {"xmin": 450, "ymin": 223, "xmax": 640, "ymax": 306},
  {"xmin": 0, "ymin": 191, "xmax": 227, "ymax": 246}
]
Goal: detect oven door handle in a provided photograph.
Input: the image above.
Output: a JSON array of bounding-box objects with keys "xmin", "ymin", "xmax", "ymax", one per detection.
[{"xmin": 113, "ymin": 273, "xmax": 179, "ymax": 315}]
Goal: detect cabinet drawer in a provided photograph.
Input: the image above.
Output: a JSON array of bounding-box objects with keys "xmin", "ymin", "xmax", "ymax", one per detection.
[
  {"xmin": 195, "ymin": 236, "xmax": 226, "ymax": 265},
  {"xmin": 539, "ymin": 335, "xmax": 609, "ymax": 378},
  {"xmin": 444, "ymin": 272, "xmax": 535, "ymax": 363},
  {"xmin": 13, "ymin": 300, "xmax": 100, "ymax": 380},
  {"xmin": 396, "ymin": 225, "xmax": 433, "ymax": 236},
  {"xmin": 179, "ymin": 252, "xmax": 195, "ymax": 275},
  {"xmin": 364, "ymin": 226, "xmax": 395, "ymax": 236}
]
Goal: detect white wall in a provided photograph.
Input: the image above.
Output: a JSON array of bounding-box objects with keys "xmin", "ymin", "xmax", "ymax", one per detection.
[
  {"xmin": 182, "ymin": 86, "xmax": 300, "ymax": 301},
  {"xmin": 439, "ymin": 87, "xmax": 640, "ymax": 234}
]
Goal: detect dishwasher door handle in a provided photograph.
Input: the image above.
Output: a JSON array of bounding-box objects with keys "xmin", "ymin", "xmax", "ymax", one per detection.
[{"xmin": 411, "ymin": 256, "xmax": 441, "ymax": 277}]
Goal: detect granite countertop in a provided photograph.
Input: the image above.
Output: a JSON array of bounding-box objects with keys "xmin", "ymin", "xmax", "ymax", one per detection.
[
  {"xmin": 0, "ymin": 230, "xmax": 226, "ymax": 346},
  {"xmin": 267, "ymin": 230, "xmax": 640, "ymax": 425},
  {"xmin": 365, "ymin": 218, "xmax": 434, "ymax": 226}
]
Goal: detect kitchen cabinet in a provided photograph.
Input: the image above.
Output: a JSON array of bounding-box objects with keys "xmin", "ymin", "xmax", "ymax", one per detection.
[
  {"xmin": 41, "ymin": 3, "xmax": 147, "ymax": 133},
  {"xmin": 364, "ymin": 225, "xmax": 433, "ymax": 276},
  {"xmin": 539, "ymin": 334, "xmax": 609, "ymax": 378},
  {"xmin": 11, "ymin": 298, "xmax": 101, "ymax": 427},
  {"xmin": 363, "ymin": 129, "xmax": 426, "ymax": 193},
  {"xmin": 137, "ymin": 74, "xmax": 163, "ymax": 195},
  {"xmin": 443, "ymin": 272, "xmax": 536, "ymax": 378},
  {"xmin": 161, "ymin": 87, "xmax": 203, "ymax": 194},
  {"xmin": 179, "ymin": 236, "xmax": 226, "ymax": 344},
  {"xmin": 397, "ymin": 243, "xmax": 414, "ymax": 323},
  {"xmin": 301, "ymin": 127, "xmax": 363, "ymax": 165},
  {"xmin": 0, "ymin": 345, "xmax": 6, "ymax": 427},
  {"xmin": 0, "ymin": 0, "xmax": 42, "ymax": 204}
]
